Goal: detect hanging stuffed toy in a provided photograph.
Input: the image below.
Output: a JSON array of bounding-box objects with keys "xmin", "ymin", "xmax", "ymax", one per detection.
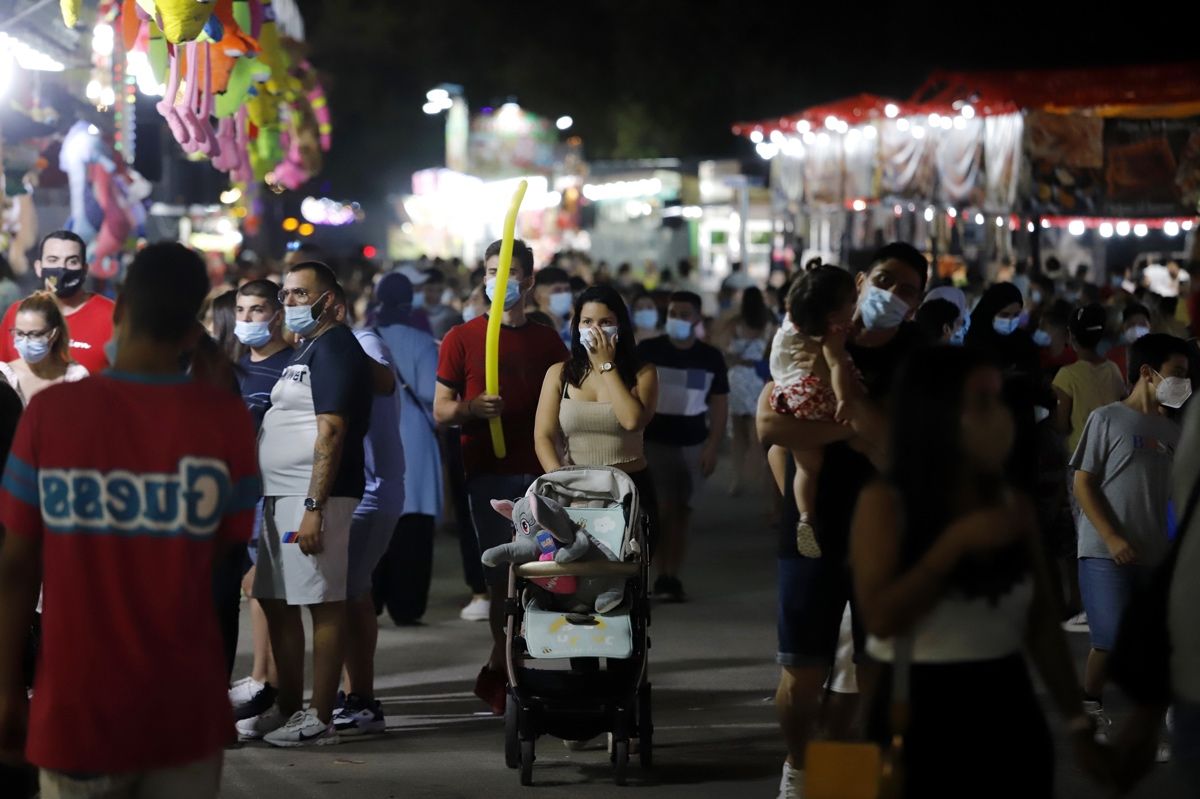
[
  {"xmin": 59, "ymin": 0, "xmax": 82, "ymax": 27},
  {"xmin": 154, "ymin": 0, "xmax": 216, "ymax": 44},
  {"xmin": 156, "ymin": 45, "xmax": 190, "ymax": 145},
  {"xmin": 59, "ymin": 121, "xmax": 102, "ymax": 242},
  {"xmin": 88, "ymin": 161, "xmax": 133, "ymax": 279}
]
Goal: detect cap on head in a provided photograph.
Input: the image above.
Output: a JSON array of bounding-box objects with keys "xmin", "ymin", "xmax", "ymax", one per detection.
[{"xmin": 376, "ymin": 271, "xmax": 414, "ymax": 307}]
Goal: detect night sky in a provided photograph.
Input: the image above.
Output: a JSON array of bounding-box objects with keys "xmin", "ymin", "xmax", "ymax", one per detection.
[{"xmin": 295, "ymin": 0, "xmax": 1179, "ymax": 204}]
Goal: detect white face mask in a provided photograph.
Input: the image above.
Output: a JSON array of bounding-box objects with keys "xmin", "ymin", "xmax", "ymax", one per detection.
[
  {"xmin": 1154, "ymin": 371, "xmax": 1193, "ymax": 409},
  {"xmin": 579, "ymin": 324, "xmax": 619, "ymax": 349}
]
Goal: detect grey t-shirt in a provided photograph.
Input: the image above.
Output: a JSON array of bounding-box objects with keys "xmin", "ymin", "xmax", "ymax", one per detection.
[{"xmin": 1070, "ymin": 402, "xmax": 1180, "ymax": 565}]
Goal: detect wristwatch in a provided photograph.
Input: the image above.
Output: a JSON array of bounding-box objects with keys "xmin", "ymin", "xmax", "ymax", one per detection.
[
  {"xmin": 304, "ymin": 497, "xmax": 324, "ymax": 513},
  {"xmin": 599, "ymin": 362, "xmax": 615, "ymax": 374}
]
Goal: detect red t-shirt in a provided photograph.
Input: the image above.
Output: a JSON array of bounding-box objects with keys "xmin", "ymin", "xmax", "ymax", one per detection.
[
  {"xmin": 0, "ymin": 373, "xmax": 260, "ymax": 773},
  {"xmin": 0, "ymin": 294, "xmax": 115, "ymax": 375},
  {"xmin": 437, "ymin": 316, "xmax": 568, "ymax": 476}
]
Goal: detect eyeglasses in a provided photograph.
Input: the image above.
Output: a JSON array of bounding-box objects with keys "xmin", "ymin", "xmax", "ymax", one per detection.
[
  {"xmin": 278, "ymin": 288, "xmax": 320, "ymax": 304},
  {"xmin": 11, "ymin": 329, "xmax": 51, "ymax": 342}
]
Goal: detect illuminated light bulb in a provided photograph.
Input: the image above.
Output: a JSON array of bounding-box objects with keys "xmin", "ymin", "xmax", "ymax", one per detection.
[
  {"xmin": 884, "ymin": 103, "xmax": 900, "ymax": 118},
  {"xmin": 911, "ymin": 125, "xmax": 925, "ymax": 139},
  {"xmin": 1068, "ymin": 220, "xmax": 1085, "ymax": 236},
  {"xmin": 1116, "ymin": 221, "xmax": 1131, "ymax": 236},
  {"xmin": 1163, "ymin": 221, "xmax": 1180, "ymax": 236},
  {"xmin": 749, "ymin": 130, "xmax": 763, "ymax": 144},
  {"xmin": 1134, "ymin": 223, "xmax": 1148, "ymax": 237},
  {"xmin": 1098, "ymin": 223, "xmax": 1114, "ymax": 238},
  {"xmin": 896, "ymin": 118, "xmax": 910, "ymax": 132}
]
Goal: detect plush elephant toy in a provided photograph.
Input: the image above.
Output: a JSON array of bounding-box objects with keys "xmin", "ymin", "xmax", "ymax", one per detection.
[
  {"xmin": 482, "ymin": 489, "xmax": 625, "ymax": 615},
  {"xmin": 482, "ymin": 491, "xmax": 588, "ymax": 595}
]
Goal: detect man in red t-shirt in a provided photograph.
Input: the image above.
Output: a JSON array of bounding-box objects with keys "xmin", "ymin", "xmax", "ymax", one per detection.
[
  {"xmin": 434, "ymin": 239, "xmax": 567, "ymax": 714},
  {"xmin": 0, "ymin": 243, "xmax": 259, "ymax": 796},
  {"xmin": 0, "ymin": 231, "xmax": 114, "ymax": 375}
]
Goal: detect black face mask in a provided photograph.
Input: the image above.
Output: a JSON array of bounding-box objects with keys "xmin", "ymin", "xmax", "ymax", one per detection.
[{"xmin": 42, "ymin": 267, "xmax": 85, "ymax": 299}]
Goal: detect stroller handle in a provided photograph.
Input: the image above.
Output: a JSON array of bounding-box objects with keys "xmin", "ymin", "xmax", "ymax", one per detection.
[{"xmin": 514, "ymin": 561, "xmax": 641, "ymax": 579}]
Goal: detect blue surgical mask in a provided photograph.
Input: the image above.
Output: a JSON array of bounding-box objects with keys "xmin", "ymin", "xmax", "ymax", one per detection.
[
  {"xmin": 15, "ymin": 336, "xmax": 51, "ymax": 364},
  {"xmin": 284, "ymin": 293, "xmax": 328, "ymax": 337},
  {"xmin": 1124, "ymin": 325, "xmax": 1150, "ymax": 344},
  {"xmin": 665, "ymin": 317, "xmax": 694, "ymax": 341},
  {"xmin": 858, "ymin": 285, "xmax": 910, "ymax": 331},
  {"xmin": 411, "ymin": 291, "xmax": 426, "ymax": 310},
  {"xmin": 485, "ymin": 277, "xmax": 522, "ymax": 311},
  {"xmin": 1032, "ymin": 328, "xmax": 1052, "ymax": 347},
  {"xmin": 949, "ymin": 316, "xmax": 969, "ymax": 345},
  {"xmin": 633, "ymin": 308, "xmax": 659, "ymax": 330},
  {"xmin": 234, "ymin": 317, "xmax": 274, "ymax": 348},
  {"xmin": 549, "ymin": 291, "xmax": 573, "ymax": 317},
  {"xmin": 992, "ymin": 316, "xmax": 1021, "ymax": 336}
]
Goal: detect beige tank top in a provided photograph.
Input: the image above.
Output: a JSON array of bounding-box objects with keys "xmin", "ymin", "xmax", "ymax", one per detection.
[{"xmin": 559, "ymin": 379, "xmax": 643, "ymax": 468}]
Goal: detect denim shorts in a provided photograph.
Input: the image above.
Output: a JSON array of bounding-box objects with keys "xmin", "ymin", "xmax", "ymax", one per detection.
[
  {"xmin": 777, "ymin": 555, "xmax": 861, "ymax": 667},
  {"xmin": 1078, "ymin": 557, "xmax": 1150, "ymax": 651}
]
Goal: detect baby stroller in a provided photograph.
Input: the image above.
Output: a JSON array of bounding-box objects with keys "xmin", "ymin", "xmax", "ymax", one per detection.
[{"xmin": 501, "ymin": 466, "xmax": 652, "ymax": 786}]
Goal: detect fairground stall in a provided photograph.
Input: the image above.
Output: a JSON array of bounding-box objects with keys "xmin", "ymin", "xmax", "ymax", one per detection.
[{"xmin": 733, "ymin": 64, "xmax": 1200, "ymax": 284}]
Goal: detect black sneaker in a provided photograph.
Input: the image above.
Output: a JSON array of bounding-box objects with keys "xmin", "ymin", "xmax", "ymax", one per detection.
[
  {"xmin": 652, "ymin": 575, "xmax": 671, "ymax": 598},
  {"xmin": 665, "ymin": 577, "xmax": 688, "ymax": 603},
  {"xmin": 233, "ymin": 681, "xmax": 279, "ymax": 722},
  {"xmin": 333, "ymin": 693, "xmax": 385, "ymax": 736}
]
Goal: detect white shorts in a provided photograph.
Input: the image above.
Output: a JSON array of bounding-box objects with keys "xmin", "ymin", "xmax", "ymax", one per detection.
[
  {"xmin": 41, "ymin": 754, "xmax": 222, "ymax": 799},
  {"xmin": 253, "ymin": 496, "xmax": 358, "ymax": 605}
]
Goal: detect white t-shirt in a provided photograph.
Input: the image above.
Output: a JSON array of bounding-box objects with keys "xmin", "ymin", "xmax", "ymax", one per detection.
[{"xmin": 1142, "ymin": 263, "xmax": 1189, "ymax": 298}]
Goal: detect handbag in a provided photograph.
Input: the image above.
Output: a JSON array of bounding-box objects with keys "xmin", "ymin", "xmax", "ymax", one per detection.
[{"xmin": 805, "ymin": 636, "xmax": 911, "ymax": 799}]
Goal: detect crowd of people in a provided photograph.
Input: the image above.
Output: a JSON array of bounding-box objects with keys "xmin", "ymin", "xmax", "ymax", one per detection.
[{"xmin": 0, "ymin": 228, "xmax": 1196, "ymax": 798}]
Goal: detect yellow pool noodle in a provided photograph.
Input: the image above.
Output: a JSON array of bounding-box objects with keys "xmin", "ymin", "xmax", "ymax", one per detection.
[{"xmin": 484, "ymin": 179, "xmax": 529, "ymax": 459}]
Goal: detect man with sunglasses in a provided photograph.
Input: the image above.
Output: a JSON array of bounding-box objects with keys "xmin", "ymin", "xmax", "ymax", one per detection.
[
  {"xmin": 239, "ymin": 261, "xmax": 373, "ymax": 747},
  {"xmin": 0, "ymin": 231, "xmax": 114, "ymax": 375}
]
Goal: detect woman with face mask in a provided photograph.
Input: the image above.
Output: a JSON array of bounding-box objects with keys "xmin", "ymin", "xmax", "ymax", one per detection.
[
  {"xmin": 533, "ymin": 284, "xmax": 661, "ymax": 552},
  {"xmin": 718, "ymin": 286, "xmax": 778, "ymax": 496},
  {"xmin": 965, "ymin": 282, "xmax": 1040, "ymax": 378},
  {"xmin": 0, "ymin": 292, "xmax": 89, "ymax": 406},
  {"xmin": 852, "ymin": 346, "xmax": 1108, "ymax": 796}
]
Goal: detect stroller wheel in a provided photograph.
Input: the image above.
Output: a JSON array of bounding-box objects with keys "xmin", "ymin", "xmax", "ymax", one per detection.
[
  {"xmin": 638, "ymin": 683, "xmax": 653, "ymax": 769},
  {"xmin": 612, "ymin": 739, "xmax": 629, "ymax": 786},
  {"xmin": 504, "ymin": 697, "xmax": 519, "ymax": 769},
  {"xmin": 520, "ymin": 739, "xmax": 535, "ymax": 786}
]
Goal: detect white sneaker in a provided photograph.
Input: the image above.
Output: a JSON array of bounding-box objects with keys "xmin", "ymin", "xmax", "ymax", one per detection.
[
  {"xmin": 778, "ymin": 761, "xmax": 804, "ymax": 799},
  {"xmin": 263, "ymin": 709, "xmax": 338, "ymax": 748},
  {"xmin": 1061, "ymin": 611, "xmax": 1089, "ymax": 633},
  {"xmin": 1156, "ymin": 741, "xmax": 1171, "ymax": 763},
  {"xmin": 228, "ymin": 677, "xmax": 265, "ymax": 706},
  {"xmin": 1083, "ymin": 700, "xmax": 1112, "ymax": 743},
  {"xmin": 236, "ymin": 704, "xmax": 286, "ymax": 741},
  {"xmin": 460, "ymin": 595, "xmax": 490, "ymax": 622}
]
